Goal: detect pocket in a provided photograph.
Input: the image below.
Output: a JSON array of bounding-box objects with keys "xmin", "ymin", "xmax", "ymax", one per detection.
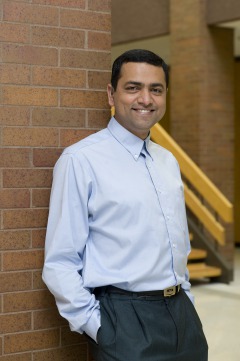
[
  {"xmin": 96, "ymin": 326, "xmax": 102, "ymax": 344},
  {"xmin": 98, "ymin": 296, "xmax": 117, "ymax": 347}
]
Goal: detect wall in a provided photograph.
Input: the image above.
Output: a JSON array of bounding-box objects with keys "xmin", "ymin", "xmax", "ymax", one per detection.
[
  {"xmin": 206, "ymin": 0, "xmax": 240, "ymax": 25},
  {"xmin": 112, "ymin": 0, "xmax": 169, "ymax": 44},
  {"xmin": 0, "ymin": 0, "xmax": 111, "ymax": 360}
]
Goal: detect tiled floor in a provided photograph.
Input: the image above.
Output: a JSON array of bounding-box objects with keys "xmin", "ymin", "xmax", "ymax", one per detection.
[{"xmin": 192, "ymin": 248, "xmax": 240, "ymax": 361}]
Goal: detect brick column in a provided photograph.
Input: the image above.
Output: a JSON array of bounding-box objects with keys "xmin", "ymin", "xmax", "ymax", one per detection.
[
  {"xmin": 0, "ymin": 0, "xmax": 111, "ymax": 360},
  {"xmin": 170, "ymin": 0, "xmax": 235, "ymax": 259}
]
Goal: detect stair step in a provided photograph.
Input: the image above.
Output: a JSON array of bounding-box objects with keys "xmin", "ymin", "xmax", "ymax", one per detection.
[
  {"xmin": 188, "ymin": 248, "xmax": 207, "ymax": 261},
  {"xmin": 188, "ymin": 263, "xmax": 222, "ymax": 279}
]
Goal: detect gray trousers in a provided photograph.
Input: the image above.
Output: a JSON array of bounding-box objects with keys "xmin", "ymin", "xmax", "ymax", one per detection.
[{"xmin": 88, "ymin": 288, "xmax": 208, "ymax": 361}]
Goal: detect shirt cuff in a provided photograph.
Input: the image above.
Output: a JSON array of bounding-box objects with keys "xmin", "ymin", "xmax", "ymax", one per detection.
[{"xmin": 82, "ymin": 308, "xmax": 101, "ymax": 342}]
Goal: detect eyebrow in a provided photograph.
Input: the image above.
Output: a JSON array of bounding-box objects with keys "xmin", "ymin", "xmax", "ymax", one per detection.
[{"xmin": 125, "ymin": 81, "xmax": 165, "ymax": 88}]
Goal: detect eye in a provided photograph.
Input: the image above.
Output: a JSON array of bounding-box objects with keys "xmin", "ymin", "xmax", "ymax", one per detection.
[
  {"xmin": 125, "ymin": 85, "xmax": 140, "ymax": 92},
  {"xmin": 151, "ymin": 87, "xmax": 163, "ymax": 95}
]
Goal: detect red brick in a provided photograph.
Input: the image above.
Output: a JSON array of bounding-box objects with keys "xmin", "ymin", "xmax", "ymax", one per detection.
[
  {"xmin": 88, "ymin": 31, "xmax": 111, "ymax": 50},
  {"xmin": 0, "ymin": 271, "xmax": 32, "ymax": 292},
  {"xmin": 3, "ymin": 2, "xmax": 58, "ymax": 26},
  {"xmin": 33, "ymin": 308, "xmax": 66, "ymax": 330},
  {"xmin": 33, "ymin": 148, "xmax": 63, "ymax": 167},
  {"xmin": 32, "ymin": 189, "xmax": 51, "ymax": 208},
  {"xmin": 30, "ymin": 345, "xmax": 87, "ymax": 361},
  {"xmin": 2, "ymin": 44, "xmax": 58, "ymax": 66},
  {"xmin": 3, "ymin": 209, "xmax": 49, "ymax": 229},
  {"xmin": 61, "ymin": 49, "xmax": 111, "ymax": 69},
  {"xmin": 87, "ymin": 109, "xmax": 110, "ymax": 128},
  {"xmin": 32, "ymin": 0, "xmax": 86, "ymax": 8},
  {"xmin": 32, "ymin": 107, "xmax": 86, "ymax": 127},
  {"xmin": 3, "ymin": 290, "xmax": 55, "ymax": 313},
  {"xmin": 33, "ymin": 270, "xmax": 47, "ymax": 290},
  {"xmin": 0, "ymin": 189, "xmax": 30, "ymax": 208},
  {"xmin": 60, "ymin": 129, "xmax": 95, "ymax": 147},
  {"xmin": 32, "ymin": 67, "xmax": 86, "ymax": 88},
  {"xmin": 3, "ymin": 250, "xmax": 44, "ymax": 271},
  {"xmin": 88, "ymin": 0, "xmax": 111, "ymax": 12},
  {"xmin": 3, "ymin": 169, "xmax": 52, "ymax": 188},
  {"xmin": 0, "ymin": 230, "xmax": 31, "ymax": 250},
  {"xmin": 60, "ymin": 9, "xmax": 111, "ymax": 31},
  {"xmin": 2, "ymin": 127, "xmax": 59, "ymax": 147},
  {"xmin": 0, "ymin": 354, "xmax": 32, "ymax": 361},
  {"xmin": 32, "ymin": 229, "xmax": 46, "ymax": 248},
  {"xmin": 88, "ymin": 70, "xmax": 111, "ymax": 89},
  {"xmin": 0, "ymin": 23, "xmax": 30, "ymax": 44},
  {"xmin": 4, "ymin": 329, "xmax": 60, "ymax": 354},
  {"xmin": 61, "ymin": 89, "xmax": 108, "ymax": 108},
  {"xmin": 2, "ymin": 86, "xmax": 58, "ymax": 107},
  {"xmin": 0, "ymin": 106, "xmax": 30, "ymax": 126},
  {"xmin": 0, "ymin": 64, "xmax": 30, "ymax": 85},
  {"xmin": 32, "ymin": 26, "xmax": 85, "ymax": 48},
  {"xmin": 0, "ymin": 313, "xmax": 31, "ymax": 334},
  {"xmin": 0, "ymin": 149, "xmax": 31, "ymax": 168},
  {"xmin": 61, "ymin": 326, "xmax": 85, "ymax": 346}
]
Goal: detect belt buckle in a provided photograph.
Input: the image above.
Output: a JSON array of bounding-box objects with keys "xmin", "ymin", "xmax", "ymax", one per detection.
[{"xmin": 164, "ymin": 286, "xmax": 176, "ymax": 297}]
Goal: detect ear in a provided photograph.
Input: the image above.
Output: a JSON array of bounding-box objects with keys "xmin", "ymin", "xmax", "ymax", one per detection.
[{"xmin": 107, "ymin": 84, "xmax": 115, "ymax": 107}]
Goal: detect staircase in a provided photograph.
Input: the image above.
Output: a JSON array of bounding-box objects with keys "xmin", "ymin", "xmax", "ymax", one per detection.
[
  {"xmin": 151, "ymin": 123, "xmax": 234, "ymax": 284},
  {"xmin": 188, "ymin": 247, "xmax": 222, "ymax": 280}
]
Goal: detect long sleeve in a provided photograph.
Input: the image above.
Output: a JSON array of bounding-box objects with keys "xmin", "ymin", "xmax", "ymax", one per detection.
[{"xmin": 42, "ymin": 153, "xmax": 100, "ymax": 341}]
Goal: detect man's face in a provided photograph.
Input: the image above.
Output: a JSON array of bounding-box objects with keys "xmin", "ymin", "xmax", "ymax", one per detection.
[{"xmin": 107, "ymin": 62, "xmax": 167, "ymax": 139}]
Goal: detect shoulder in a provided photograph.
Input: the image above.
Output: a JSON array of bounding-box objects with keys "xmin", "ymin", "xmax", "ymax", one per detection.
[
  {"xmin": 62, "ymin": 128, "xmax": 111, "ymax": 157},
  {"xmin": 53, "ymin": 127, "xmax": 112, "ymax": 173}
]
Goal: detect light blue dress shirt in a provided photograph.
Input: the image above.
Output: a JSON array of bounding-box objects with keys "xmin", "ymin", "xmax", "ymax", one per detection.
[{"xmin": 42, "ymin": 117, "xmax": 193, "ymax": 342}]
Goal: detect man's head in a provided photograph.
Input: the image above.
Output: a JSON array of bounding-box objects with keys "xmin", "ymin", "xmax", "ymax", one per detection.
[
  {"xmin": 111, "ymin": 49, "xmax": 169, "ymax": 91},
  {"xmin": 107, "ymin": 49, "xmax": 168, "ymax": 139}
]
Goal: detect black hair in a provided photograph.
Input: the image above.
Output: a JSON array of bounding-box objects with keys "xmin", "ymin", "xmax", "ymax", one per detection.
[{"xmin": 111, "ymin": 49, "xmax": 169, "ymax": 90}]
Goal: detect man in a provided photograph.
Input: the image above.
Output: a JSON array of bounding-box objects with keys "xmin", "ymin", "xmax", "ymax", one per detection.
[{"xmin": 43, "ymin": 49, "xmax": 208, "ymax": 360}]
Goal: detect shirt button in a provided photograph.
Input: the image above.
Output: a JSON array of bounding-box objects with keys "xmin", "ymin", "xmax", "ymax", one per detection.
[{"xmin": 134, "ymin": 154, "xmax": 138, "ymax": 159}]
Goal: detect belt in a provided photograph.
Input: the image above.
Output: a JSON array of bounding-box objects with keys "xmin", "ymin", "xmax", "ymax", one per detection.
[{"xmin": 94, "ymin": 285, "xmax": 181, "ymax": 298}]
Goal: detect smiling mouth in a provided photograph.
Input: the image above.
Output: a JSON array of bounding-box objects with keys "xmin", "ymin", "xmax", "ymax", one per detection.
[{"xmin": 133, "ymin": 109, "xmax": 154, "ymax": 114}]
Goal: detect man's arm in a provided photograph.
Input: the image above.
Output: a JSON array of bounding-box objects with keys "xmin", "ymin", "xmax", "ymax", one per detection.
[{"xmin": 42, "ymin": 152, "xmax": 100, "ymax": 341}]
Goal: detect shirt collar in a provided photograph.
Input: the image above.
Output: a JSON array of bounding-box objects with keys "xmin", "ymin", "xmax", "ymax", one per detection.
[{"xmin": 108, "ymin": 117, "xmax": 150, "ymax": 161}]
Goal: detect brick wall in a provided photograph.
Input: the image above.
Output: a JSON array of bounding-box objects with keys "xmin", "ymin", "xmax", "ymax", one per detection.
[{"xmin": 0, "ymin": 0, "xmax": 111, "ymax": 359}]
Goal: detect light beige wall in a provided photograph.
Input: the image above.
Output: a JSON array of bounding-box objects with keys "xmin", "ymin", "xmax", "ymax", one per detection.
[
  {"xmin": 207, "ymin": 0, "xmax": 240, "ymax": 25},
  {"xmin": 112, "ymin": 0, "xmax": 169, "ymax": 44},
  {"xmin": 111, "ymin": 35, "xmax": 170, "ymax": 64}
]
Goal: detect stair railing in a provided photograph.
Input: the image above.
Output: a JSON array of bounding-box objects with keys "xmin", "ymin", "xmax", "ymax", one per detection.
[{"xmin": 151, "ymin": 123, "xmax": 233, "ymax": 246}]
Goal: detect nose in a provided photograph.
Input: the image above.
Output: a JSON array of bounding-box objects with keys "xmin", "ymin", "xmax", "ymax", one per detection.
[{"xmin": 137, "ymin": 89, "xmax": 152, "ymax": 106}]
